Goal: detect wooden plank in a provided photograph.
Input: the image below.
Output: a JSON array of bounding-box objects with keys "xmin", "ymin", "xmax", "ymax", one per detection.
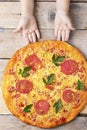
[
  {"xmin": 0, "ymin": 59, "xmax": 87, "ymax": 114},
  {"xmin": 0, "ymin": 30, "xmax": 87, "ymax": 58},
  {"xmin": 0, "ymin": 30, "xmax": 27, "ymax": 58},
  {"xmin": 0, "ymin": 2, "xmax": 87, "ymax": 29},
  {"xmin": 0, "ymin": 115, "xmax": 87, "ymax": 130}
]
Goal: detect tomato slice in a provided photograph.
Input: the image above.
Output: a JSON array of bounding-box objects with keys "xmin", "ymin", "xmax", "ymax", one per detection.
[
  {"xmin": 73, "ymin": 93, "xmax": 81, "ymax": 108},
  {"xmin": 46, "ymin": 84, "xmax": 54, "ymax": 90},
  {"xmin": 16, "ymin": 80, "xmax": 33, "ymax": 94},
  {"xmin": 34, "ymin": 99, "xmax": 50, "ymax": 115},
  {"xmin": 60, "ymin": 117, "xmax": 66, "ymax": 123},
  {"xmin": 63, "ymin": 89, "xmax": 76, "ymax": 103},
  {"xmin": 8, "ymin": 69, "xmax": 14, "ymax": 75},
  {"xmin": 25, "ymin": 54, "xmax": 43, "ymax": 71},
  {"xmin": 8, "ymin": 86, "xmax": 15, "ymax": 93},
  {"xmin": 61, "ymin": 60, "xmax": 78, "ymax": 75}
]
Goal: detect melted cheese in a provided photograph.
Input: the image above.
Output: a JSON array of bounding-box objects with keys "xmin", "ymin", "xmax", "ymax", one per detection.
[{"xmin": 2, "ymin": 41, "xmax": 87, "ymax": 127}]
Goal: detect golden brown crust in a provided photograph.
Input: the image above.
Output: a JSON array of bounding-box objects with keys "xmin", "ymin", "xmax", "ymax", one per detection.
[{"xmin": 2, "ymin": 40, "xmax": 87, "ymax": 128}]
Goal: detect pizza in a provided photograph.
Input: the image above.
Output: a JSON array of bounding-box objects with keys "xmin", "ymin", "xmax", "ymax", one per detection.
[{"xmin": 2, "ymin": 40, "xmax": 87, "ymax": 128}]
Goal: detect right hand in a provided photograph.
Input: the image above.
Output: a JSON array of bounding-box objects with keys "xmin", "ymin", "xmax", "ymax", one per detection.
[
  {"xmin": 14, "ymin": 16, "xmax": 40, "ymax": 43},
  {"xmin": 55, "ymin": 12, "xmax": 75, "ymax": 41}
]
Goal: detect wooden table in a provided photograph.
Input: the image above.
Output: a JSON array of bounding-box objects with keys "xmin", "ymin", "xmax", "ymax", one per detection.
[{"xmin": 0, "ymin": 0, "xmax": 87, "ymax": 130}]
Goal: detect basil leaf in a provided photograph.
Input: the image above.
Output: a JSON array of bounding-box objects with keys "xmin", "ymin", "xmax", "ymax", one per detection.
[
  {"xmin": 23, "ymin": 104, "xmax": 33, "ymax": 113},
  {"xmin": 43, "ymin": 78, "xmax": 47, "ymax": 85},
  {"xmin": 55, "ymin": 56, "xmax": 65, "ymax": 62},
  {"xmin": 22, "ymin": 72, "xmax": 29, "ymax": 77},
  {"xmin": 54, "ymin": 62, "xmax": 60, "ymax": 66},
  {"xmin": 48, "ymin": 74, "xmax": 55, "ymax": 85},
  {"xmin": 53, "ymin": 100, "xmax": 63, "ymax": 113},
  {"xmin": 19, "ymin": 66, "xmax": 31, "ymax": 78},
  {"xmin": 23, "ymin": 66, "xmax": 31, "ymax": 72},
  {"xmin": 77, "ymin": 80, "xmax": 85, "ymax": 91},
  {"xmin": 52, "ymin": 54, "xmax": 65, "ymax": 66},
  {"xmin": 43, "ymin": 74, "xmax": 55, "ymax": 85},
  {"xmin": 22, "ymin": 66, "xmax": 31, "ymax": 77},
  {"xmin": 52, "ymin": 54, "xmax": 56, "ymax": 61},
  {"xmin": 18, "ymin": 69, "xmax": 22, "ymax": 74}
]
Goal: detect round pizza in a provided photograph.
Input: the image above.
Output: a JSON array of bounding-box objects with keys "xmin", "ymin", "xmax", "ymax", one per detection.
[{"xmin": 2, "ymin": 40, "xmax": 87, "ymax": 128}]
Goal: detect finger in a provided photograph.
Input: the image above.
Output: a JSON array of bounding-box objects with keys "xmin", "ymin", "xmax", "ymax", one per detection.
[
  {"xmin": 35, "ymin": 29, "xmax": 40, "ymax": 39},
  {"xmin": 57, "ymin": 29, "xmax": 62, "ymax": 41},
  {"xmin": 61, "ymin": 30, "xmax": 65, "ymax": 41},
  {"xmin": 28, "ymin": 33, "xmax": 33, "ymax": 43},
  {"xmin": 69, "ymin": 25, "xmax": 75, "ymax": 30},
  {"xmin": 31, "ymin": 32, "xmax": 36, "ymax": 43},
  {"xmin": 65, "ymin": 29, "xmax": 70, "ymax": 41},
  {"xmin": 26, "ymin": 33, "xmax": 30, "ymax": 43},
  {"xmin": 14, "ymin": 26, "xmax": 22, "ymax": 33},
  {"xmin": 22, "ymin": 32, "xmax": 30, "ymax": 43},
  {"xmin": 68, "ymin": 23, "xmax": 76, "ymax": 30},
  {"xmin": 55, "ymin": 27, "xmax": 58, "ymax": 38}
]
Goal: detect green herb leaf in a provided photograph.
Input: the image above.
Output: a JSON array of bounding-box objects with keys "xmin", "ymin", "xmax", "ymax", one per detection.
[
  {"xmin": 77, "ymin": 80, "xmax": 85, "ymax": 91},
  {"xmin": 48, "ymin": 74, "xmax": 55, "ymax": 85},
  {"xmin": 54, "ymin": 62, "xmax": 60, "ymax": 66},
  {"xmin": 43, "ymin": 78, "xmax": 47, "ymax": 85},
  {"xmin": 22, "ymin": 66, "xmax": 31, "ymax": 77},
  {"xmin": 23, "ymin": 104, "xmax": 33, "ymax": 113},
  {"xmin": 52, "ymin": 54, "xmax": 65, "ymax": 66},
  {"xmin": 18, "ymin": 69, "xmax": 22, "ymax": 74},
  {"xmin": 52, "ymin": 54, "xmax": 56, "ymax": 61},
  {"xmin": 18, "ymin": 66, "xmax": 31, "ymax": 78},
  {"xmin": 55, "ymin": 56, "xmax": 65, "ymax": 62},
  {"xmin": 23, "ymin": 66, "xmax": 31, "ymax": 72},
  {"xmin": 22, "ymin": 72, "xmax": 30, "ymax": 77},
  {"xmin": 53, "ymin": 100, "xmax": 63, "ymax": 113},
  {"xmin": 43, "ymin": 74, "xmax": 55, "ymax": 85}
]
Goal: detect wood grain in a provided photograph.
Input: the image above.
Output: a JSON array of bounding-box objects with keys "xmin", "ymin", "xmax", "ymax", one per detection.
[
  {"xmin": 0, "ymin": 2, "xmax": 87, "ymax": 29},
  {"xmin": 0, "ymin": 115, "xmax": 87, "ymax": 130}
]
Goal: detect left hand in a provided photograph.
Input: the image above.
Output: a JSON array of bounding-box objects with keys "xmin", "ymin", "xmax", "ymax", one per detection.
[{"xmin": 55, "ymin": 12, "xmax": 75, "ymax": 41}]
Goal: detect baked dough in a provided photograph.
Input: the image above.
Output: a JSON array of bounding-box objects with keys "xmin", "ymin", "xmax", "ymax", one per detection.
[{"xmin": 2, "ymin": 40, "xmax": 87, "ymax": 128}]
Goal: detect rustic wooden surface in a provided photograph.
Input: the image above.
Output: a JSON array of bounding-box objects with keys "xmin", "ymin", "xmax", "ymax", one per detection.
[
  {"xmin": 0, "ymin": 0, "xmax": 87, "ymax": 130},
  {"xmin": 0, "ymin": 115, "xmax": 87, "ymax": 130},
  {"xmin": 0, "ymin": 2, "xmax": 87, "ymax": 29}
]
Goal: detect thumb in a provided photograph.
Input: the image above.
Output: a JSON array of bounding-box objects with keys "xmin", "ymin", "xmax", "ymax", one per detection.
[
  {"xmin": 14, "ymin": 25, "xmax": 22, "ymax": 33},
  {"xmin": 68, "ymin": 22, "xmax": 76, "ymax": 30}
]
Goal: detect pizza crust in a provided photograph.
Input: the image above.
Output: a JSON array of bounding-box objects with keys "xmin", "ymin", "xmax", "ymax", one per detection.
[{"xmin": 2, "ymin": 40, "xmax": 87, "ymax": 128}]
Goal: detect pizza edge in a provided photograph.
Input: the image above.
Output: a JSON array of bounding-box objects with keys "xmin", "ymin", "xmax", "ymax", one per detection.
[{"xmin": 1, "ymin": 40, "xmax": 87, "ymax": 128}]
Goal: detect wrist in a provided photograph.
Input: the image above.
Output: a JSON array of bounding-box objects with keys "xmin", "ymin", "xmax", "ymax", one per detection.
[
  {"xmin": 21, "ymin": 12, "xmax": 34, "ymax": 18},
  {"xmin": 21, "ymin": 12, "xmax": 34, "ymax": 19},
  {"xmin": 56, "ymin": 10, "xmax": 69, "ymax": 16},
  {"xmin": 20, "ymin": 0, "xmax": 34, "ymax": 19}
]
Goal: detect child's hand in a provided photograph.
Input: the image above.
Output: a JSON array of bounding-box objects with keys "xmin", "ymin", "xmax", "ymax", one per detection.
[
  {"xmin": 14, "ymin": 16, "xmax": 40, "ymax": 43},
  {"xmin": 55, "ymin": 12, "xmax": 75, "ymax": 41}
]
